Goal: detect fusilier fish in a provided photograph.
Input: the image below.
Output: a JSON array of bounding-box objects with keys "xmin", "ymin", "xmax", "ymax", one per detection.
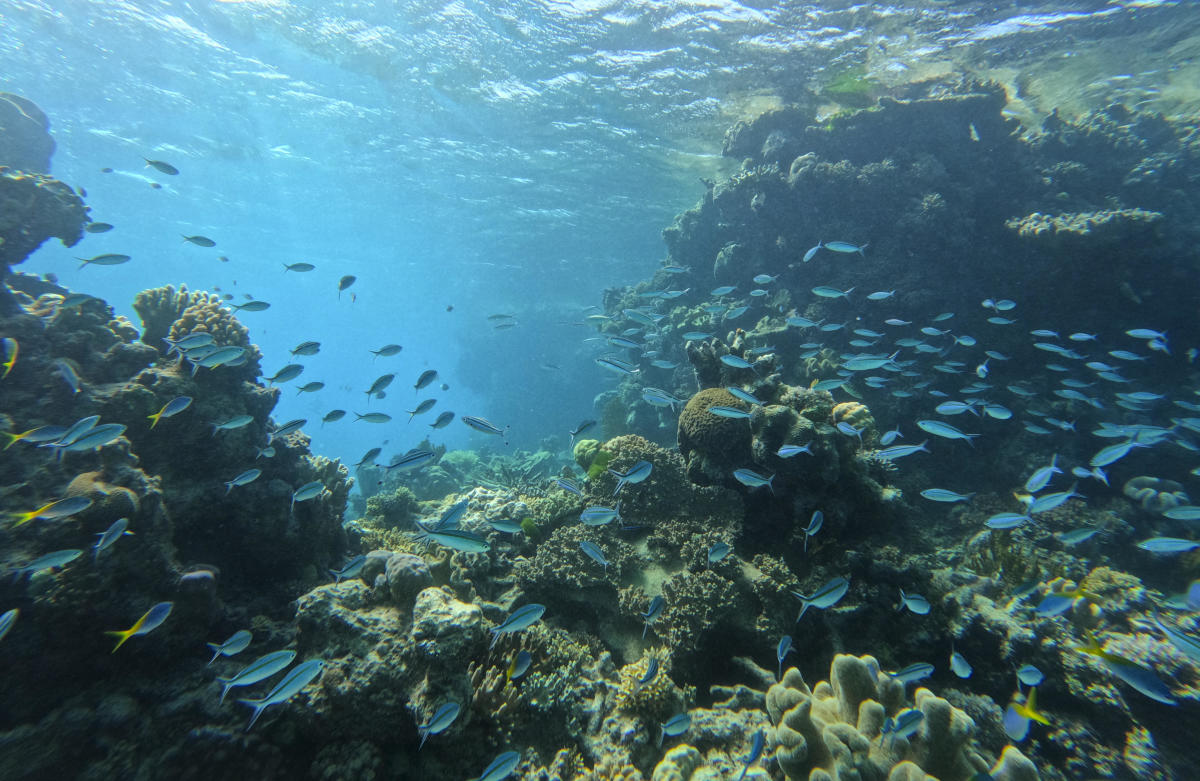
[
  {"xmin": 489, "ymin": 604, "xmax": 546, "ymax": 649},
  {"xmin": 206, "ymin": 629, "xmax": 253, "ymax": 665}
]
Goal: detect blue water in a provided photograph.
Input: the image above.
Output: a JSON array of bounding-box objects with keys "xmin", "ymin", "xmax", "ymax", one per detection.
[{"xmin": 2, "ymin": 0, "xmax": 1192, "ymax": 473}]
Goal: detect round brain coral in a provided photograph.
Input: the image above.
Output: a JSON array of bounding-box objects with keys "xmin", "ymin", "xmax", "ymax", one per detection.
[{"xmin": 677, "ymin": 388, "xmax": 754, "ymax": 484}]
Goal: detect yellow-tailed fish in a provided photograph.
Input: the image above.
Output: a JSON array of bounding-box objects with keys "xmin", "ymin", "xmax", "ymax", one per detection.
[
  {"xmin": 106, "ymin": 601, "xmax": 173, "ymax": 653},
  {"xmin": 1, "ymin": 337, "xmax": 16, "ymax": 379}
]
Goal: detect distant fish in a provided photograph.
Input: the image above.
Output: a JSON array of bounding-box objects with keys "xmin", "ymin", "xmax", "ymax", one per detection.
[
  {"xmin": 337, "ymin": 275, "xmax": 357, "ymax": 298},
  {"xmin": 212, "ymin": 414, "xmax": 254, "ymax": 434},
  {"xmin": 875, "ymin": 441, "xmax": 929, "ymax": 460},
  {"xmin": 295, "ymin": 381, "xmax": 324, "ymax": 394},
  {"xmin": 106, "ymin": 601, "xmax": 173, "ymax": 653},
  {"xmin": 54, "ymin": 359, "xmax": 81, "ymax": 393},
  {"xmin": 802, "ymin": 243, "xmax": 821, "ymax": 262},
  {"xmin": 206, "ymin": 629, "xmax": 253, "ymax": 665},
  {"xmin": 144, "ymin": 158, "xmax": 179, "ymax": 175},
  {"xmin": 290, "ymin": 341, "xmax": 321, "ymax": 356},
  {"xmin": 354, "ymin": 412, "xmax": 392, "ymax": 423},
  {"xmin": 181, "ymin": 234, "xmax": 216, "ymax": 247},
  {"xmin": 370, "ymin": 344, "xmax": 403, "ymax": 359},
  {"xmin": 429, "ymin": 411, "xmax": 455, "ymax": 429},
  {"xmin": 282, "ymin": 262, "xmax": 315, "ymax": 272},
  {"xmin": 822, "ymin": 240, "xmax": 867, "ymax": 256},
  {"xmin": 322, "ymin": 410, "xmax": 346, "ymax": 424},
  {"xmin": 777, "ymin": 443, "xmax": 813, "ymax": 458}
]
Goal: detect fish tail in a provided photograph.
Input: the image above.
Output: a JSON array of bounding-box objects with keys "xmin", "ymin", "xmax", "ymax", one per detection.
[
  {"xmin": 1, "ymin": 432, "xmax": 20, "ymax": 450},
  {"xmin": 796, "ymin": 601, "xmax": 810, "ymax": 622},
  {"xmin": 147, "ymin": 413, "xmax": 161, "ymax": 429},
  {"xmin": 238, "ymin": 699, "xmax": 268, "ymax": 731},
  {"xmin": 106, "ymin": 629, "xmax": 133, "ymax": 653}
]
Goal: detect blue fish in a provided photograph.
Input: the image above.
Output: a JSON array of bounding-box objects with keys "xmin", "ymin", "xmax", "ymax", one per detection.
[
  {"xmin": 720, "ymin": 354, "xmax": 757, "ymax": 372},
  {"xmin": 732, "ymin": 468, "xmax": 774, "ymax": 494},
  {"xmin": 554, "ymin": 477, "xmax": 584, "ymax": 497},
  {"xmin": 708, "ymin": 541, "xmax": 731, "ymax": 564},
  {"xmin": 580, "ymin": 503, "xmax": 621, "ymax": 526},
  {"xmin": 330, "ymin": 555, "xmax": 367, "ymax": 583},
  {"xmin": 777, "ymin": 443, "xmax": 813, "ymax": 458},
  {"xmin": 737, "ymin": 729, "xmax": 765, "ymax": 781},
  {"xmin": 776, "ymin": 635, "xmax": 794, "ymax": 680},
  {"xmin": 658, "ymin": 712, "xmax": 691, "ymax": 747},
  {"xmin": 238, "ymin": 659, "xmax": 324, "ymax": 731},
  {"xmin": 579, "ymin": 540, "xmax": 609, "ymax": 571},
  {"xmin": 489, "ymin": 604, "xmax": 545, "ymax": 649},
  {"xmin": 419, "ymin": 701, "xmax": 461, "ymax": 749},
  {"xmin": 206, "ymin": 629, "xmax": 253, "ymax": 665},
  {"xmin": 888, "ymin": 662, "xmax": 934, "ymax": 685},
  {"xmin": 793, "ymin": 576, "xmax": 848, "ymax": 620},
  {"xmin": 803, "ymin": 511, "xmax": 823, "ymax": 552},
  {"xmin": 916, "ymin": 420, "xmax": 977, "ymax": 444},
  {"xmin": 641, "ymin": 595, "xmax": 665, "ymax": 639},
  {"xmin": 609, "ymin": 460, "xmax": 653, "ymax": 494},
  {"xmin": 920, "ymin": 488, "xmax": 974, "ymax": 503},
  {"xmin": 639, "ymin": 657, "xmax": 660, "ymax": 685},
  {"xmin": 875, "ymin": 441, "xmax": 929, "ymax": 460}
]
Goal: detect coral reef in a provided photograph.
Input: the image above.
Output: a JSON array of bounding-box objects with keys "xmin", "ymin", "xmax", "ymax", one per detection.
[{"xmin": 765, "ymin": 655, "xmax": 1031, "ymax": 781}]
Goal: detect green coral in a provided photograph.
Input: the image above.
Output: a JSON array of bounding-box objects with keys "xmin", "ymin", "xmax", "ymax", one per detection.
[
  {"xmin": 586, "ymin": 448, "xmax": 614, "ymax": 482},
  {"xmin": 520, "ymin": 517, "xmax": 541, "ymax": 541},
  {"xmin": 574, "ymin": 438, "xmax": 600, "ymax": 472},
  {"xmin": 364, "ymin": 486, "xmax": 420, "ymax": 529}
]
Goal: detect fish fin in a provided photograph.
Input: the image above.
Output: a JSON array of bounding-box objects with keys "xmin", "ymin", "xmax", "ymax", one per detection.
[{"xmin": 105, "ymin": 629, "xmax": 133, "ymax": 653}]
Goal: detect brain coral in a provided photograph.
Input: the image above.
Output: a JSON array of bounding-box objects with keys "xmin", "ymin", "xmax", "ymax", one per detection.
[{"xmin": 678, "ymin": 388, "xmax": 754, "ymax": 485}]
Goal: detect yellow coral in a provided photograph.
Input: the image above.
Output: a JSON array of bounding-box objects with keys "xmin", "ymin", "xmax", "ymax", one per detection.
[{"xmin": 614, "ymin": 647, "xmax": 677, "ymax": 719}]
